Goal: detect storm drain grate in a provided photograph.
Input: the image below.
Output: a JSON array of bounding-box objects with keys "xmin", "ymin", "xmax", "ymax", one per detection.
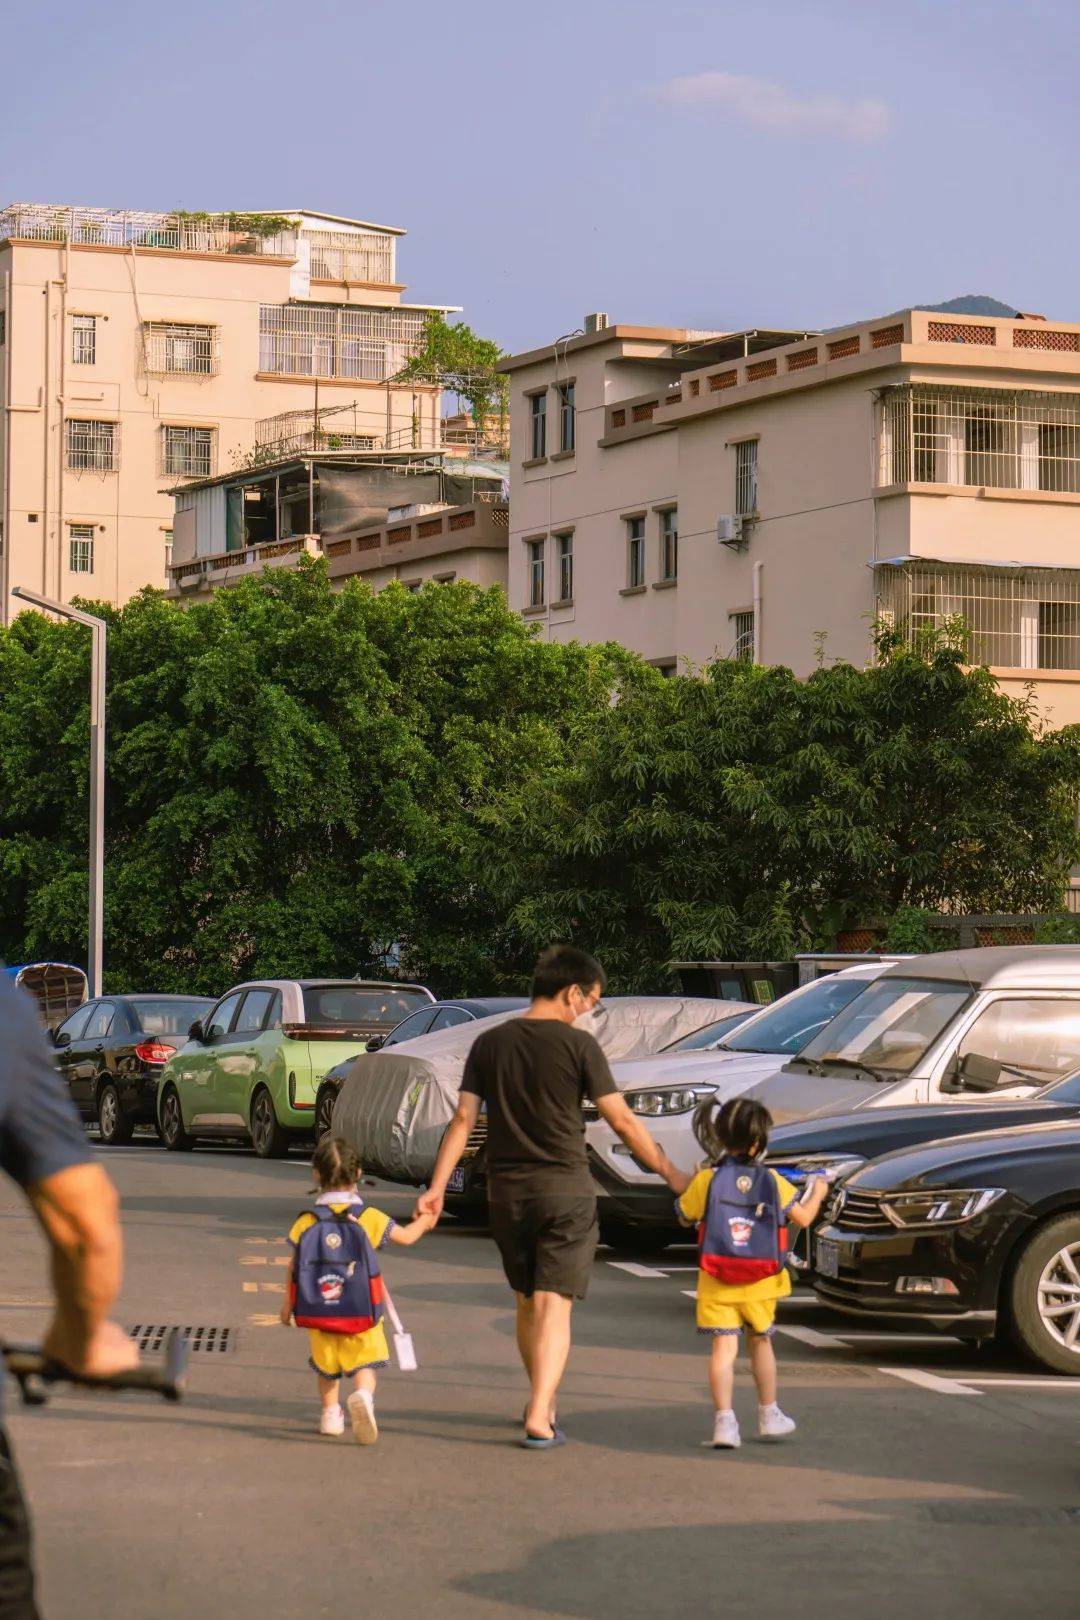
[
  {"xmin": 128, "ymin": 1325, "xmax": 235, "ymax": 1355},
  {"xmin": 926, "ymin": 1503, "xmax": 1080, "ymax": 1527}
]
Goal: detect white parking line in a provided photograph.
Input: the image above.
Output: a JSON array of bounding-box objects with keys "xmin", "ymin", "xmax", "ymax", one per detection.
[
  {"xmin": 878, "ymin": 1366, "xmax": 981, "ymax": 1396},
  {"xmin": 607, "ymin": 1261, "xmax": 669, "ymax": 1279},
  {"xmin": 962, "ymin": 1377, "xmax": 1080, "ymax": 1390}
]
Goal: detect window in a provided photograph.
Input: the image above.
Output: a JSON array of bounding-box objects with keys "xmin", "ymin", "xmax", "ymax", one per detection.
[
  {"xmin": 735, "ymin": 440, "xmax": 758, "ymax": 515},
  {"xmin": 69, "ymin": 524, "xmax": 95, "ymax": 574},
  {"xmin": 65, "ymin": 419, "xmax": 118, "ymax": 471},
  {"xmin": 799, "ymin": 976, "xmax": 973, "ymax": 1077},
  {"xmin": 883, "ymin": 385, "xmax": 1080, "ymax": 495},
  {"xmin": 659, "ymin": 508, "xmax": 678, "ymax": 581},
  {"xmin": 206, "ymin": 992, "xmax": 243, "ymax": 1039},
  {"xmin": 144, "ymin": 322, "xmax": 218, "ymax": 376},
  {"xmin": 626, "ymin": 516, "xmax": 645, "ymax": 588},
  {"xmin": 83, "ymin": 1002, "xmax": 115, "ymax": 1040},
  {"xmin": 527, "ymin": 539, "xmax": 545, "ymax": 607},
  {"xmin": 529, "ymin": 392, "xmax": 547, "ymax": 460},
  {"xmin": 555, "ymin": 532, "xmax": 573, "ymax": 603},
  {"xmin": 259, "ymin": 303, "xmax": 428, "ymax": 382},
  {"xmin": 876, "ymin": 561, "xmax": 1080, "ymax": 671},
  {"xmin": 731, "ymin": 609, "xmax": 754, "ymax": 662},
  {"xmin": 384, "ymin": 1008, "xmax": 437, "ymax": 1047},
  {"xmin": 161, "ymin": 425, "xmax": 213, "ymax": 479},
  {"xmin": 0, "ymin": 309, "xmax": 6, "ymax": 346},
  {"xmin": 429, "ymin": 1007, "xmax": 471, "ymax": 1032},
  {"xmin": 71, "ymin": 314, "xmax": 96, "ymax": 365},
  {"xmin": 163, "ymin": 529, "xmax": 173, "ymax": 569},
  {"xmin": 234, "ymin": 988, "xmax": 275, "ymax": 1034},
  {"xmin": 56, "ymin": 1004, "xmax": 94, "ymax": 1043},
  {"xmin": 956, "ymin": 998, "xmax": 1080, "ymax": 1085},
  {"xmin": 558, "ymin": 382, "xmax": 575, "ymax": 453}
]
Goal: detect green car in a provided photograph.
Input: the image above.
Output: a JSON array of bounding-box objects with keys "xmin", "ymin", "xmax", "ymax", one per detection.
[{"xmin": 157, "ymin": 979, "xmax": 434, "ymax": 1158}]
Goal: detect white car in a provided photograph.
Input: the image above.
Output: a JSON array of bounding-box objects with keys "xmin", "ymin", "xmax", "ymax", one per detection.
[{"xmin": 585, "ymin": 962, "xmax": 895, "ymax": 1246}]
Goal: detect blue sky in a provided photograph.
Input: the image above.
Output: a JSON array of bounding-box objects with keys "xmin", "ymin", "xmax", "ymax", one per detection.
[{"xmin": 4, "ymin": 0, "xmax": 1079, "ymax": 353}]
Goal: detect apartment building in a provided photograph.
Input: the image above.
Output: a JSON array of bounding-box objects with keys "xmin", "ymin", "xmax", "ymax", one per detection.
[
  {"xmin": 0, "ymin": 203, "xmax": 455, "ymax": 621},
  {"xmin": 502, "ymin": 308, "xmax": 1080, "ymax": 726}
]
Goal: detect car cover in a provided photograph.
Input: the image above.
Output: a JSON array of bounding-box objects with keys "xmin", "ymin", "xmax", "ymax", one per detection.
[{"xmin": 331, "ymin": 997, "xmax": 731, "ymax": 1184}]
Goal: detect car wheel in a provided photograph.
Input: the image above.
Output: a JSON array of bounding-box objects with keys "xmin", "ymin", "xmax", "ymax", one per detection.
[
  {"xmin": 251, "ymin": 1087, "xmax": 290, "ymax": 1159},
  {"xmin": 314, "ymin": 1084, "xmax": 338, "ymax": 1142},
  {"xmin": 599, "ymin": 1217, "xmax": 672, "ymax": 1255},
  {"xmin": 97, "ymin": 1082, "xmax": 135, "ymax": 1146},
  {"xmin": 160, "ymin": 1086, "xmax": 195, "ymax": 1152},
  {"xmin": 1008, "ymin": 1212, "xmax": 1080, "ymax": 1375}
]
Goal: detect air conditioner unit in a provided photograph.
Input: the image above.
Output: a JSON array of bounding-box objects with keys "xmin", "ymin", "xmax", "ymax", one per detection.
[{"xmin": 716, "ymin": 514, "xmax": 746, "ymax": 551}]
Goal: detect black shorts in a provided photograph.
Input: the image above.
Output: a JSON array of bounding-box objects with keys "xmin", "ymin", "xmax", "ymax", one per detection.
[
  {"xmin": 0, "ymin": 1430, "xmax": 39, "ymax": 1620},
  {"xmin": 488, "ymin": 1192, "xmax": 599, "ymax": 1300}
]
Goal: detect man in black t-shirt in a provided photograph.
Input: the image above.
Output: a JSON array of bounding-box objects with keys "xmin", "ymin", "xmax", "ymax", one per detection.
[{"xmin": 417, "ymin": 945, "xmax": 687, "ymax": 1448}]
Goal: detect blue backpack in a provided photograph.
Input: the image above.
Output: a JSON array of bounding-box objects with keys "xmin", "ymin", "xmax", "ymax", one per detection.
[
  {"xmin": 292, "ymin": 1206, "xmax": 385, "ymax": 1334},
  {"xmin": 698, "ymin": 1159, "xmax": 788, "ymax": 1285}
]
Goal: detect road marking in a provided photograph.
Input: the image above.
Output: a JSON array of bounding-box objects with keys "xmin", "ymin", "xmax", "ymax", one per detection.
[
  {"xmin": 242, "ymin": 1237, "xmax": 288, "ymax": 1246},
  {"xmin": 247, "ymin": 1314, "xmax": 281, "ymax": 1327},
  {"xmin": 962, "ymin": 1377, "xmax": 1080, "ymax": 1390},
  {"xmin": 878, "ymin": 1366, "xmax": 981, "ymax": 1396},
  {"xmin": 607, "ymin": 1261, "xmax": 669, "ymax": 1278},
  {"xmin": 239, "ymin": 1255, "xmax": 291, "ymax": 1267},
  {"xmin": 776, "ymin": 1324, "xmax": 849, "ymax": 1350},
  {"xmin": 242, "ymin": 1282, "xmax": 258, "ymax": 1293},
  {"xmin": 828, "ymin": 1332, "xmax": 958, "ymax": 1345}
]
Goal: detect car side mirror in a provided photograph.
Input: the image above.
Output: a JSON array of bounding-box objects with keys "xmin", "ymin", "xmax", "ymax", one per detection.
[
  {"xmin": 366, "ymin": 1035, "xmax": 386, "ymax": 1052},
  {"xmin": 54, "ymin": 1030, "xmax": 71, "ymax": 1048},
  {"xmin": 187, "ymin": 1019, "xmax": 205, "ymax": 1043},
  {"xmin": 955, "ymin": 1052, "xmax": 1004, "ymax": 1093}
]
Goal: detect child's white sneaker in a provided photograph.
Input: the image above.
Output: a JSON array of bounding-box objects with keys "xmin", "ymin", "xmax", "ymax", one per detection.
[
  {"xmin": 758, "ymin": 1403, "xmax": 796, "ymax": 1440},
  {"xmin": 319, "ymin": 1403, "xmax": 345, "ymax": 1437},
  {"xmin": 710, "ymin": 1410, "xmax": 741, "ymax": 1449},
  {"xmin": 348, "ymin": 1388, "xmax": 378, "ymax": 1446}
]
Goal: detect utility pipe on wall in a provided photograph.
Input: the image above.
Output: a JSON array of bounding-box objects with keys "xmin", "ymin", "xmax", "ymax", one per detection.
[{"xmin": 753, "ymin": 560, "xmax": 763, "ymax": 664}]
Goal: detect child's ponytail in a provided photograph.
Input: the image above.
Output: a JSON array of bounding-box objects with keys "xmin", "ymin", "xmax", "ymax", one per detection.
[{"xmin": 693, "ymin": 1096, "xmax": 774, "ymax": 1164}]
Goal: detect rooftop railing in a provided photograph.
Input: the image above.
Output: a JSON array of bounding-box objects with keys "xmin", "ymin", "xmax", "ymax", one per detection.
[{"xmin": 0, "ymin": 204, "xmax": 291, "ymax": 256}]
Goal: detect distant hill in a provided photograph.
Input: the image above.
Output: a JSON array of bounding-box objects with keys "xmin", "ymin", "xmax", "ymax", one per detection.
[{"xmin": 919, "ymin": 295, "xmax": 1020, "ymax": 317}]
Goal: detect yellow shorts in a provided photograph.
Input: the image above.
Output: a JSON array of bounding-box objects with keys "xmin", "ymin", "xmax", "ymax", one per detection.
[
  {"xmin": 698, "ymin": 1299, "xmax": 777, "ymax": 1337},
  {"xmin": 307, "ymin": 1321, "xmax": 390, "ymax": 1378}
]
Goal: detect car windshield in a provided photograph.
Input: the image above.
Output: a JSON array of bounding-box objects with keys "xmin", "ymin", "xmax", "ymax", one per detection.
[
  {"xmin": 799, "ymin": 976, "xmax": 972, "ymax": 1076},
  {"xmin": 664, "ymin": 1010, "xmax": 758, "ymax": 1051},
  {"xmin": 129, "ymin": 997, "xmax": 214, "ymax": 1035},
  {"xmin": 302, "ymin": 985, "xmax": 430, "ymax": 1026},
  {"xmin": 718, "ymin": 976, "xmax": 875, "ymax": 1056}
]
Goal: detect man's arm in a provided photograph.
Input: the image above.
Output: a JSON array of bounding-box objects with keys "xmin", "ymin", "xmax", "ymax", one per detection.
[
  {"xmin": 594, "ymin": 1093, "xmax": 693, "ymax": 1195},
  {"xmin": 29, "ymin": 1162, "xmax": 138, "ymax": 1377},
  {"xmin": 414, "ymin": 1091, "xmax": 482, "ymax": 1220}
]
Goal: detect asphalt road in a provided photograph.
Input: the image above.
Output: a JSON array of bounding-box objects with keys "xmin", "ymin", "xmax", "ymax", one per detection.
[{"xmin": 2, "ymin": 1140, "xmax": 1079, "ymax": 1620}]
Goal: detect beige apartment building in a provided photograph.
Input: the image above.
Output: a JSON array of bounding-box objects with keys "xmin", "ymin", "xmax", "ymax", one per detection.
[
  {"xmin": 0, "ymin": 203, "xmax": 454, "ymax": 622},
  {"xmin": 502, "ymin": 308, "xmax": 1080, "ymax": 727}
]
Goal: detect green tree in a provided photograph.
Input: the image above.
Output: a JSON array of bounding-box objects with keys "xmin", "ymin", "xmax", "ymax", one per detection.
[{"xmin": 395, "ymin": 314, "xmax": 508, "ymax": 427}]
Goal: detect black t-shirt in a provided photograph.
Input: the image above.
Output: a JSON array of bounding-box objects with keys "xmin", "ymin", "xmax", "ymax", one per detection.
[{"xmin": 461, "ymin": 1017, "xmax": 618, "ymax": 1197}]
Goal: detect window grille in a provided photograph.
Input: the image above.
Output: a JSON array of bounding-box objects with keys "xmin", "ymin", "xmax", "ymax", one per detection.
[
  {"xmin": 0, "ymin": 310, "xmax": 5, "ymax": 345},
  {"xmin": 258, "ymin": 303, "xmax": 427, "ymax": 382},
  {"xmin": 527, "ymin": 539, "xmax": 545, "ymax": 607},
  {"xmin": 72, "ymin": 314, "xmax": 96, "ymax": 365},
  {"xmin": 626, "ymin": 516, "xmax": 645, "ymax": 588},
  {"xmin": 555, "ymin": 533, "xmax": 573, "ymax": 602},
  {"xmin": 302, "ymin": 230, "xmax": 395, "ymax": 284},
  {"xmin": 144, "ymin": 323, "xmax": 219, "ymax": 376},
  {"xmin": 875, "ymin": 562, "xmax": 1080, "ymax": 671},
  {"xmin": 161, "ymin": 426, "xmax": 214, "ymax": 479},
  {"xmin": 65, "ymin": 419, "xmax": 118, "ymax": 471},
  {"xmin": 558, "ymin": 382, "xmax": 575, "ymax": 453},
  {"xmin": 529, "ymin": 393, "xmax": 547, "ymax": 459},
  {"xmin": 879, "ymin": 384, "xmax": 1080, "ymax": 494},
  {"xmin": 660, "ymin": 508, "xmax": 678, "ymax": 581},
  {"xmin": 69, "ymin": 524, "xmax": 94, "ymax": 573},
  {"xmin": 735, "ymin": 441, "xmax": 758, "ymax": 515},
  {"xmin": 731, "ymin": 610, "xmax": 754, "ymax": 662}
]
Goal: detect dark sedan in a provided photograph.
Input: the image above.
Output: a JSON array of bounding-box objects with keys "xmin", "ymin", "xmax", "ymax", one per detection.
[
  {"xmin": 313, "ymin": 997, "xmax": 529, "ymax": 1140},
  {"xmin": 51, "ymin": 994, "xmax": 214, "ymax": 1144},
  {"xmin": 805, "ymin": 1091, "xmax": 1080, "ymax": 1374}
]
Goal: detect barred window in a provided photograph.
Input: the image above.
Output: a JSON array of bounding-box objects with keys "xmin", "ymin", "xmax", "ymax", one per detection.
[
  {"xmin": 880, "ymin": 385, "xmax": 1080, "ymax": 494},
  {"xmin": 876, "ymin": 562, "xmax": 1080, "ymax": 671},
  {"xmin": 731, "ymin": 609, "xmax": 755, "ymax": 662},
  {"xmin": 69, "ymin": 524, "xmax": 94, "ymax": 573},
  {"xmin": 735, "ymin": 441, "xmax": 758, "ymax": 515},
  {"xmin": 161, "ymin": 425, "xmax": 214, "ymax": 478},
  {"xmin": 65, "ymin": 419, "xmax": 118, "ymax": 471},
  {"xmin": 72, "ymin": 314, "xmax": 96, "ymax": 365},
  {"xmin": 258, "ymin": 303, "xmax": 427, "ymax": 382},
  {"xmin": 145, "ymin": 323, "xmax": 218, "ymax": 375}
]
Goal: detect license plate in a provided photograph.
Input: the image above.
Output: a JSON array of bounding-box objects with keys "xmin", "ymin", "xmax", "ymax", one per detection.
[
  {"xmin": 447, "ymin": 1167, "xmax": 467, "ymax": 1193},
  {"xmin": 816, "ymin": 1237, "xmax": 840, "ymax": 1279}
]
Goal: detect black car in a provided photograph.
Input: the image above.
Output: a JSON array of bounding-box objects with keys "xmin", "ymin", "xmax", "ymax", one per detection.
[
  {"xmin": 313, "ymin": 997, "xmax": 529, "ymax": 1140},
  {"xmin": 51, "ymin": 994, "xmax": 215, "ymax": 1144},
  {"xmin": 804, "ymin": 1083, "xmax": 1080, "ymax": 1374}
]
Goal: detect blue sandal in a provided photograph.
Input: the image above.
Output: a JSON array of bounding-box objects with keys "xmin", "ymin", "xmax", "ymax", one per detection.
[{"xmin": 522, "ymin": 1427, "xmax": 566, "ymax": 1450}]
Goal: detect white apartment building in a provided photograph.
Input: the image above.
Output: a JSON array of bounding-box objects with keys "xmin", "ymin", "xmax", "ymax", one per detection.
[
  {"xmin": 0, "ymin": 203, "xmax": 455, "ymax": 620},
  {"xmin": 501, "ymin": 308, "xmax": 1080, "ymax": 727}
]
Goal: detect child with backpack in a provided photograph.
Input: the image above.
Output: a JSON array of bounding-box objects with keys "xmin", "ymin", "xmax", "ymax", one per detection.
[
  {"xmin": 676, "ymin": 1097, "xmax": 829, "ymax": 1450},
  {"xmin": 281, "ymin": 1137, "xmax": 435, "ymax": 1442}
]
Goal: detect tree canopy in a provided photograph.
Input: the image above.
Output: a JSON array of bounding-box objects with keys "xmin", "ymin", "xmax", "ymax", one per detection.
[{"xmin": 395, "ymin": 314, "xmax": 508, "ymax": 426}]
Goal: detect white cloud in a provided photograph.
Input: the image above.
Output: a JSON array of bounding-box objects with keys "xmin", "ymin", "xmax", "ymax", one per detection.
[{"xmin": 655, "ymin": 71, "xmax": 890, "ymax": 143}]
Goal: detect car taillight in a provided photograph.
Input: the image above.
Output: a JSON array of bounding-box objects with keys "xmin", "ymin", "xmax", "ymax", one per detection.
[{"xmin": 135, "ymin": 1041, "xmax": 176, "ymax": 1065}]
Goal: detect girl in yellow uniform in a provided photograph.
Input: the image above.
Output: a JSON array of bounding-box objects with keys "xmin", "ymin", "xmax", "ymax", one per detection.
[
  {"xmin": 677, "ymin": 1097, "xmax": 829, "ymax": 1450},
  {"xmin": 282, "ymin": 1137, "xmax": 434, "ymax": 1442}
]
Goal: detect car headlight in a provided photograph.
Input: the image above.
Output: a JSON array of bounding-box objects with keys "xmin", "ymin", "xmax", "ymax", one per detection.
[
  {"xmin": 880, "ymin": 1188, "xmax": 1006, "ymax": 1228},
  {"xmin": 770, "ymin": 1154, "xmax": 866, "ymax": 1187},
  {"xmin": 582, "ymin": 1084, "xmax": 718, "ymax": 1120}
]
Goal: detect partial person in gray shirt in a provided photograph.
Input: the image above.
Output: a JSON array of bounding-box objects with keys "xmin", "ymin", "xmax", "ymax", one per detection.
[{"xmin": 0, "ymin": 972, "xmax": 136, "ymax": 1619}]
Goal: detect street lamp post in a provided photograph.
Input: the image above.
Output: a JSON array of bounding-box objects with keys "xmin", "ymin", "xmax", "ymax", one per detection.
[{"xmin": 11, "ymin": 587, "xmax": 106, "ymax": 998}]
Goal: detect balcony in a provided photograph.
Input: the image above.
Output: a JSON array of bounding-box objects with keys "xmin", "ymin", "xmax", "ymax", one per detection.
[
  {"xmin": 875, "ymin": 560, "xmax": 1080, "ymax": 672},
  {"xmin": 878, "ymin": 384, "xmax": 1080, "ymax": 497},
  {"xmin": 0, "ymin": 204, "xmax": 295, "ymax": 258},
  {"xmin": 258, "ymin": 302, "xmax": 429, "ymax": 383}
]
